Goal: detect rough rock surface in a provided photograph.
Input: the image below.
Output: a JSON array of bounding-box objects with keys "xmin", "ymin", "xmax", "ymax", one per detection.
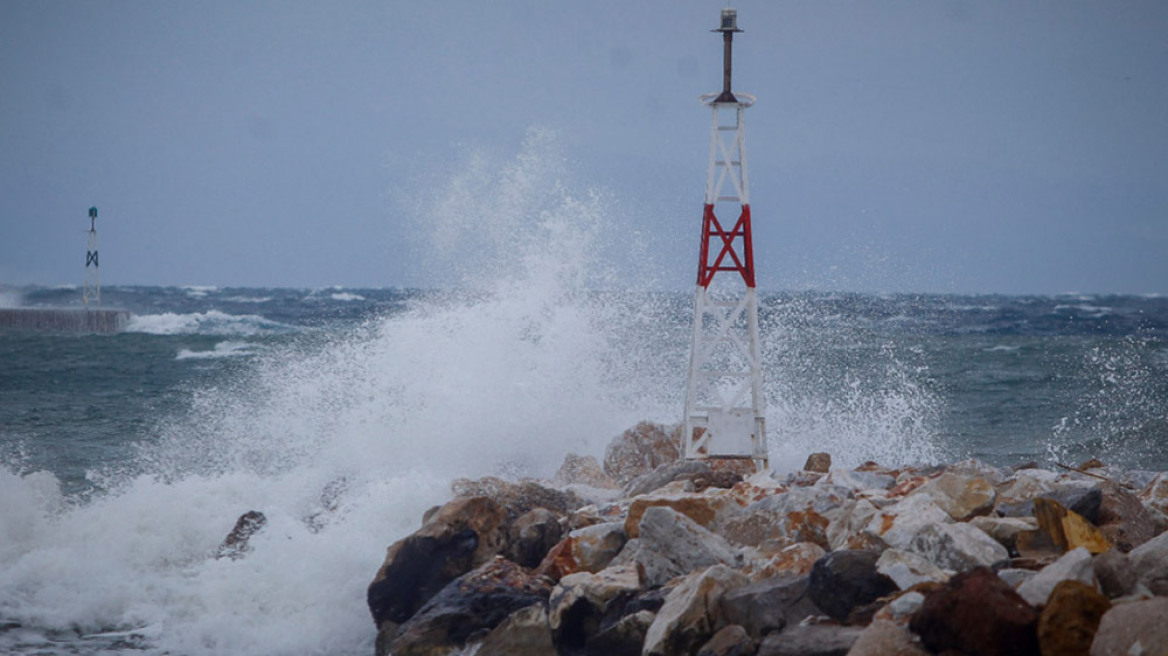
[
  {"xmin": 808, "ymin": 550, "xmax": 897, "ymax": 623},
  {"xmin": 756, "ymin": 623, "xmax": 864, "ymax": 656},
  {"xmin": 603, "ymin": 421, "xmax": 682, "ymax": 486},
  {"xmin": 847, "ymin": 619, "xmax": 930, "ymax": 656},
  {"xmin": 555, "ymin": 453, "xmax": 619, "ymax": 489},
  {"xmin": 474, "ymin": 604, "xmax": 556, "ymax": 656},
  {"xmin": 506, "ymin": 508, "xmax": 564, "ymax": 568},
  {"xmin": 451, "ymin": 476, "xmax": 584, "ymax": 518},
  {"xmin": 634, "ymin": 506, "xmax": 741, "ymax": 587},
  {"xmin": 907, "ymin": 520, "xmax": 1009, "ymax": 571},
  {"xmin": 696, "ymin": 624, "xmax": 754, "ymax": 656},
  {"xmin": 720, "ymin": 574, "xmax": 820, "ymax": 639},
  {"xmin": 911, "ymin": 471, "xmax": 996, "ymax": 521},
  {"xmin": 910, "ymin": 567, "xmax": 1040, "ymax": 656},
  {"xmin": 548, "ymin": 565, "xmax": 641, "ymax": 653},
  {"xmin": 1036, "ymin": 579, "xmax": 1110, "ymax": 656},
  {"xmin": 1095, "ymin": 482, "xmax": 1154, "ymax": 552},
  {"xmin": 643, "ymin": 565, "xmax": 748, "ymax": 656},
  {"xmin": 1088, "ymin": 596, "xmax": 1168, "ymax": 656},
  {"xmin": 1127, "ymin": 529, "xmax": 1168, "ymax": 596},
  {"xmin": 876, "ymin": 548, "xmax": 951, "ymax": 590},
  {"xmin": 386, "ymin": 558, "xmax": 552, "ymax": 656},
  {"xmin": 368, "ymin": 496, "xmax": 508, "ymax": 630},
  {"xmin": 216, "ymin": 510, "xmax": 267, "ymax": 560},
  {"xmin": 1017, "ymin": 547, "xmax": 1098, "ymax": 607}
]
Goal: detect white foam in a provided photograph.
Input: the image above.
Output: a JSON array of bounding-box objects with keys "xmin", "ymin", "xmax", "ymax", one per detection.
[
  {"xmin": 127, "ymin": 311, "xmax": 288, "ymax": 336},
  {"xmin": 329, "ymin": 293, "xmax": 365, "ymax": 302},
  {"xmin": 176, "ymin": 341, "xmax": 259, "ymax": 360}
]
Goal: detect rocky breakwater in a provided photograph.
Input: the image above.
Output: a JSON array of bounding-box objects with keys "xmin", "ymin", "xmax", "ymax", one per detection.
[{"xmin": 364, "ymin": 421, "xmax": 1168, "ymax": 655}]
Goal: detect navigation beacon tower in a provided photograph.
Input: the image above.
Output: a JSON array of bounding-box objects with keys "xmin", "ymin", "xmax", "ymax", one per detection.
[
  {"xmin": 83, "ymin": 206, "xmax": 101, "ymax": 306},
  {"xmin": 683, "ymin": 7, "xmax": 767, "ymax": 470}
]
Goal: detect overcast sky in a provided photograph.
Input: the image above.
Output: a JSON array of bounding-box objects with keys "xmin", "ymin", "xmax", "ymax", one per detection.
[{"xmin": 2, "ymin": 1, "xmax": 1165, "ymax": 294}]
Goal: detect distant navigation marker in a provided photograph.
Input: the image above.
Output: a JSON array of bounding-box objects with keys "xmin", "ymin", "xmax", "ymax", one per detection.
[
  {"xmin": 682, "ymin": 7, "xmax": 768, "ymax": 470},
  {"xmin": 83, "ymin": 206, "xmax": 100, "ymax": 306}
]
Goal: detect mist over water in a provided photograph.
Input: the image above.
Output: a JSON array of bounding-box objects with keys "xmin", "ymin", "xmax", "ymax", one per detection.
[{"xmin": 2, "ymin": 130, "xmax": 1163, "ymax": 655}]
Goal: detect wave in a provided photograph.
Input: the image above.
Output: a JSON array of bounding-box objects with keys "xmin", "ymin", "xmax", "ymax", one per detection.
[
  {"xmin": 176, "ymin": 341, "xmax": 260, "ymax": 360},
  {"xmin": 329, "ymin": 292, "xmax": 365, "ymax": 302},
  {"xmin": 126, "ymin": 311, "xmax": 293, "ymax": 336}
]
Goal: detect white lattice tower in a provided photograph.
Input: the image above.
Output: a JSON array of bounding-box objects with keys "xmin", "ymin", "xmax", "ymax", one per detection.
[
  {"xmin": 683, "ymin": 8, "xmax": 767, "ymax": 469},
  {"xmin": 83, "ymin": 206, "xmax": 100, "ymax": 306}
]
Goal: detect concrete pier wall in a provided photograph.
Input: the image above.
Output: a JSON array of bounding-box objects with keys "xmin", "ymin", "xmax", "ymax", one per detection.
[{"xmin": 0, "ymin": 308, "xmax": 131, "ymax": 333}]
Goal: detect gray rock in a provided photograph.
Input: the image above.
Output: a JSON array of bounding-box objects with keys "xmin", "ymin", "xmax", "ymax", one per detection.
[
  {"xmin": 846, "ymin": 619, "xmax": 930, "ymax": 656},
  {"xmin": 864, "ymin": 494, "xmax": 952, "ymax": 551},
  {"xmin": 1092, "ymin": 548, "xmax": 1137, "ymax": 599},
  {"xmin": 720, "ymin": 574, "xmax": 821, "ymax": 639},
  {"xmin": 876, "ymin": 549, "xmax": 951, "ymax": 590},
  {"xmin": 623, "ymin": 459, "xmax": 709, "ymax": 498},
  {"xmin": 1127, "ymin": 529, "xmax": 1168, "ymax": 596},
  {"xmin": 1017, "ymin": 547, "xmax": 1097, "ymax": 607},
  {"xmin": 547, "ymin": 566, "xmax": 641, "ymax": 651},
  {"xmin": 997, "ymin": 568, "xmax": 1037, "ymax": 590},
  {"xmin": 1089, "ymin": 596, "xmax": 1168, "ymax": 656},
  {"xmin": 907, "ymin": 521, "xmax": 1009, "ymax": 572},
  {"xmin": 643, "ymin": 565, "xmax": 749, "ymax": 656},
  {"xmin": 635, "ymin": 506, "xmax": 741, "ymax": 587},
  {"xmin": 589, "ymin": 609, "xmax": 655, "ymax": 656},
  {"xmin": 756, "ymin": 623, "xmax": 864, "ymax": 656},
  {"xmin": 474, "ymin": 604, "xmax": 556, "ymax": 656},
  {"xmin": 697, "ymin": 624, "xmax": 754, "ymax": 656}
]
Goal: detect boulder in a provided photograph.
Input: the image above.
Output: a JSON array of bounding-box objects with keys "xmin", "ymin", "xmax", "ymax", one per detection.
[
  {"xmin": 1095, "ymin": 482, "xmax": 1154, "ymax": 552},
  {"xmin": 547, "ymin": 565, "xmax": 641, "ymax": 653},
  {"xmin": 907, "ymin": 521, "xmax": 1009, "ymax": 572},
  {"xmin": 827, "ymin": 499, "xmax": 882, "ymax": 552},
  {"xmin": 623, "ymin": 459, "xmax": 711, "ymax": 498},
  {"xmin": 451, "ymin": 476, "xmax": 584, "ymax": 518},
  {"xmin": 603, "ymin": 421, "xmax": 682, "ymax": 486},
  {"xmin": 1036, "ymin": 579, "xmax": 1110, "ymax": 656},
  {"xmin": 1088, "ymin": 597, "xmax": 1168, "ymax": 656},
  {"xmin": 804, "ymin": 452, "xmax": 832, "ymax": 473},
  {"xmin": 624, "ymin": 491, "xmax": 738, "ymax": 539},
  {"xmin": 750, "ymin": 542, "xmax": 826, "ymax": 579},
  {"xmin": 386, "ymin": 557, "xmax": 553, "ymax": 656},
  {"xmin": 1138, "ymin": 471, "xmax": 1168, "ymax": 516},
  {"xmin": 474, "ymin": 604, "xmax": 556, "ymax": 656},
  {"xmin": 808, "ymin": 550, "xmax": 897, "ymax": 623},
  {"xmin": 909, "ymin": 567, "xmax": 1040, "ymax": 656},
  {"xmin": 588, "ymin": 609, "xmax": 655, "ymax": 656},
  {"xmin": 970, "ymin": 515, "xmax": 1038, "ymax": 553},
  {"xmin": 216, "ymin": 510, "xmax": 267, "ymax": 560},
  {"xmin": 538, "ymin": 522, "xmax": 627, "ymax": 582},
  {"xmin": 876, "ymin": 549, "xmax": 951, "ymax": 590},
  {"xmin": 555, "ymin": 453, "xmax": 619, "ymax": 489},
  {"xmin": 826, "ymin": 468, "xmax": 896, "ymax": 492},
  {"xmin": 846, "ymin": 619, "xmax": 930, "ymax": 656},
  {"xmin": 1091, "ymin": 548, "xmax": 1137, "ymax": 599},
  {"xmin": 721, "ymin": 485, "xmax": 850, "ymax": 550},
  {"xmin": 1017, "ymin": 547, "xmax": 1098, "ymax": 607},
  {"xmin": 1127, "ymin": 529, "xmax": 1168, "ymax": 595},
  {"xmin": 368, "ymin": 496, "xmax": 508, "ymax": 630},
  {"xmin": 997, "ymin": 483, "xmax": 1102, "ymax": 524},
  {"xmin": 756, "ymin": 624, "xmax": 864, "ymax": 656},
  {"xmin": 506, "ymin": 508, "xmax": 564, "ymax": 568},
  {"xmin": 643, "ymin": 565, "xmax": 749, "ymax": 656},
  {"xmin": 864, "ymin": 494, "xmax": 952, "ymax": 551},
  {"xmin": 910, "ymin": 472, "xmax": 996, "ymax": 521},
  {"xmin": 1026, "ymin": 497, "xmax": 1111, "ymax": 555},
  {"xmin": 634, "ymin": 506, "xmax": 741, "ymax": 587},
  {"xmin": 720, "ymin": 574, "xmax": 822, "ymax": 640},
  {"xmin": 697, "ymin": 624, "xmax": 754, "ymax": 656}
]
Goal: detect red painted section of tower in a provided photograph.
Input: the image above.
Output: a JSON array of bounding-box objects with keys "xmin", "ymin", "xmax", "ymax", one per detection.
[{"xmin": 697, "ymin": 203, "xmax": 755, "ymax": 288}]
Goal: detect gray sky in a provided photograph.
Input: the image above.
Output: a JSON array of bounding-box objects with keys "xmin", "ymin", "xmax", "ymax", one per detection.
[{"xmin": 2, "ymin": 1, "xmax": 1165, "ymax": 294}]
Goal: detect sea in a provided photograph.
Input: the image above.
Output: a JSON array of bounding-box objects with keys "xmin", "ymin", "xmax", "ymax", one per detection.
[{"xmin": 2, "ymin": 138, "xmax": 1166, "ymax": 655}]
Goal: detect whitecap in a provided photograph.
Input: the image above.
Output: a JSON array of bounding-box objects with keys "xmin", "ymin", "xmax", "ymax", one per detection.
[{"xmin": 176, "ymin": 341, "xmax": 259, "ymax": 360}]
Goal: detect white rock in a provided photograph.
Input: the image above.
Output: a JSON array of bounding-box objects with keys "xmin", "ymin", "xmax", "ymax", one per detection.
[
  {"xmin": 643, "ymin": 565, "xmax": 748, "ymax": 656},
  {"xmin": 876, "ymin": 549, "xmax": 952, "ymax": 590},
  {"xmin": 908, "ymin": 522, "xmax": 1009, "ymax": 571},
  {"xmin": 1128, "ymin": 528, "xmax": 1168, "ymax": 596},
  {"xmin": 635, "ymin": 506, "xmax": 740, "ymax": 587},
  {"xmin": 864, "ymin": 494, "xmax": 953, "ymax": 550},
  {"xmin": 1016, "ymin": 547, "xmax": 1097, "ymax": 606},
  {"xmin": 826, "ymin": 469, "xmax": 895, "ymax": 492},
  {"xmin": 548, "ymin": 565, "xmax": 641, "ymax": 633},
  {"xmin": 886, "ymin": 591, "xmax": 926, "ymax": 619}
]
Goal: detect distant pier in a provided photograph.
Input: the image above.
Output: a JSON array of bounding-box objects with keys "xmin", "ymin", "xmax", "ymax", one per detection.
[{"xmin": 0, "ymin": 308, "xmax": 130, "ymax": 333}]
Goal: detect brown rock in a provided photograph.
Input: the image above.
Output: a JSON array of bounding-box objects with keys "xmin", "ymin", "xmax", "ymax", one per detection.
[
  {"xmin": 805, "ymin": 452, "xmax": 832, "ymax": 473},
  {"xmin": 1091, "ymin": 548, "xmax": 1137, "ymax": 599},
  {"xmin": 386, "ymin": 557, "xmax": 553, "ymax": 656},
  {"xmin": 911, "ymin": 472, "xmax": 996, "ymax": 521},
  {"xmin": 909, "ymin": 567, "xmax": 1040, "ymax": 656},
  {"xmin": 506, "ymin": 508, "xmax": 564, "ymax": 568},
  {"xmin": 603, "ymin": 421, "xmax": 682, "ymax": 485},
  {"xmin": 1088, "ymin": 597, "xmax": 1168, "ymax": 656},
  {"xmin": 643, "ymin": 565, "xmax": 749, "ymax": 656},
  {"xmin": 697, "ymin": 624, "xmax": 755, "ymax": 656},
  {"xmin": 847, "ymin": 619, "xmax": 930, "ymax": 656},
  {"xmin": 1031, "ymin": 497, "xmax": 1112, "ymax": 555},
  {"xmin": 751, "ymin": 542, "xmax": 826, "ymax": 579},
  {"xmin": 216, "ymin": 510, "xmax": 267, "ymax": 560},
  {"xmin": 451, "ymin": 476, "xmax": 584, "ymax": 519},
  {"xmin": 367, "ymin": 496, "xmax": 508, "ymax": 630},
  {"xmin": 555, "ymin": 453, "xmax": 619, "ymax": 489},
  {"xmin": 809, "ymin": 550, "xmax": 897, "ymax": 624},
  {"xmin": 1036, "ymin": 579, "xmax": 1110, "ymax": 656},
  {"xmin": 624, "ymin": 491, "xmax": 737, "ymax": 539},
  {"xmin": 474, "ymin": 604, "xmax": 556, "ymax": 656},
  {"xmin": 1095, "ymin": 482, "xmax": 1154, "ymax": 552}
]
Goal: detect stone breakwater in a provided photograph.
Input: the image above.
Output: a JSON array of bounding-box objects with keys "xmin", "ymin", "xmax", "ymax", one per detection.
[{"xmin": 359, "ymin": 421, "xmax": 1168, "ymax": 656}]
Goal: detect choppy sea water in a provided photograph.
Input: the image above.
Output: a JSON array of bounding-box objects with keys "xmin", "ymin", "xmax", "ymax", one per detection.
[{"xmin": 1, "ymin": 134, "xmax": 1166, "ymax": 655}]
